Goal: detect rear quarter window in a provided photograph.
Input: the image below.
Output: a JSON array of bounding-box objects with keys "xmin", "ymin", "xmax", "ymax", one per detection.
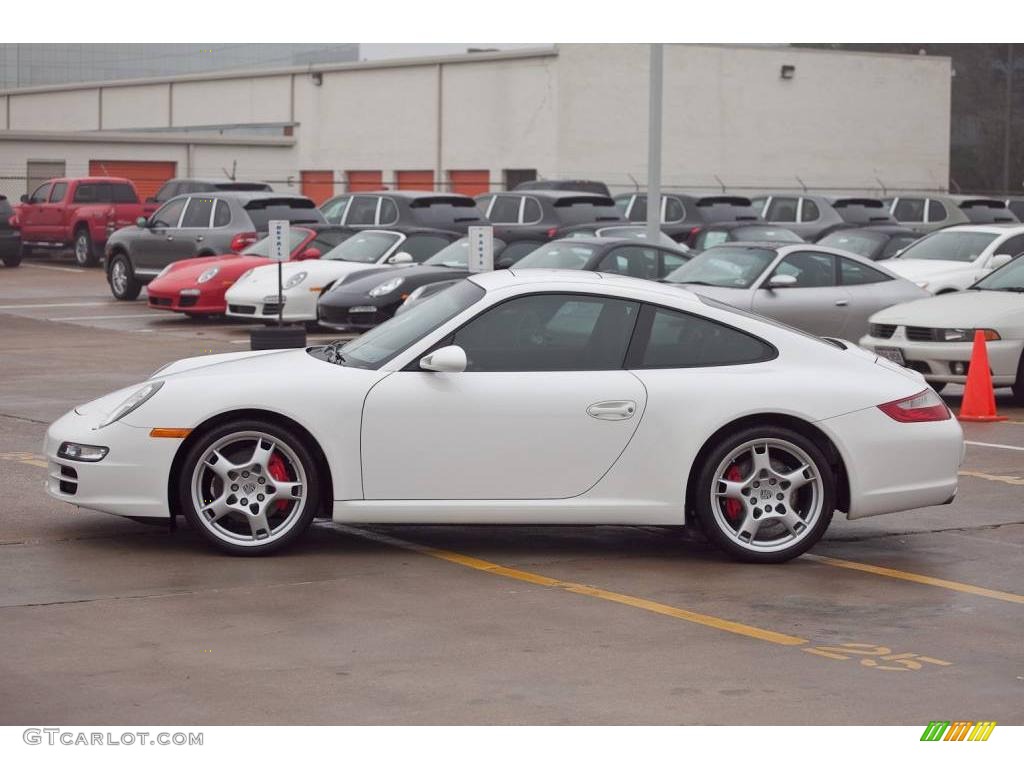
[{"xmin": 629, "ymin": 305, "xmax": 776, "ymax": 368}]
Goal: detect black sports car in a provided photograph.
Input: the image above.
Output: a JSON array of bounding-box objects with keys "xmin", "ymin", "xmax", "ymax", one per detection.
[{"xmin": 816, "ymin": 225, "xmax": 920, "ymax": 261}]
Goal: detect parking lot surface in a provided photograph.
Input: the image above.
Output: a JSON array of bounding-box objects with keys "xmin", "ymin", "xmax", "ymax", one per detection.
[{"xmin": 1, "ymin": 256, "xmax": 1022, "ymax": 724}]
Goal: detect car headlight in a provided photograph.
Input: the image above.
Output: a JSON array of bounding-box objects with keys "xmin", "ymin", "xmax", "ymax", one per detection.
[
  {"xmin": 943, "ymin": 328, "xmax": 972, "ymax": 342},
  {"xmin": 197, "ymin": 267, "xmax": 219, "ymax": 284},
  {"xmin": 368, "ymin": 277, "xmax": 405, "ymax": 297},
  {"xmin": 98, "ymin": 381, "xmax": 164, "ymax": 429},
  {"xmin": 284, "ymin": 271, "xmax": 308, "ymax": 290}
]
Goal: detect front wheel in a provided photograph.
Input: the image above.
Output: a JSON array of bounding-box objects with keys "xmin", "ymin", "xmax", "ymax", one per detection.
[
  {"xmin": 1011, "ymin": 352, "xmax": 1024, "ymax": 405},
  {"xmin": 108, "ymin": 254, "xmax": 141, "ymax": 300},
  {"xmin": 178, "ymin": 420, "xmax": 321, "ymax": 555},
  {"xmin": 2, "ymin": 249, "xmax": 20, "ymax": 267},
  {"xmin": 694, "ymin": 426, "xmax": 835, "ymax": 563},
  {"xmin": 74, "ymin": 228, "xmax": 100, "ymax": 267}
]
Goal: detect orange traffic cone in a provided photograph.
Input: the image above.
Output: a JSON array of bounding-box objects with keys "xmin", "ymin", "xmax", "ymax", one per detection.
[{"xmin": 958, "ymin": 330, "xmax": 1007, "ymax": 422}]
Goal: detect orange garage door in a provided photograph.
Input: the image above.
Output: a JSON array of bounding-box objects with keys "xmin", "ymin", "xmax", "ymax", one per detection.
[
  {"xmin": 396, "ymin": 170, "xmax": 435, "ymax": 192},
  {"xmin": 300, "ymin": 170, "xmax": 335, "ymax": 206},
  {"xmin": 347, "ymin": 170, "xmax": 384, "ymax": 193},
  {"xmin": 89, "ymin": 160, "xmax": 177, "ymax": 201},
  {"xmin": 449, "ymin": 170, "xmax": 489, "ymax": 197}
]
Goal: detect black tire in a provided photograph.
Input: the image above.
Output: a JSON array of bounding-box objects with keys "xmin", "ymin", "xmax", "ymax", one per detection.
[
  {"xmin": 73, "ymin": 227, "xmax": 100, "ymax": 267},
  {"xmin": 930, "ymin": 382, "xmax": 947, "ymax": 394},
  {"xmin": 693, "ymin": 425, "xmax": 835, "ymax": 564},
  {"xmin": 1011, "ymin": 352, "xmax": 1024, "ymax": 405},
  {"xmin": 107, "ymin": 253, "xmax": 142, "ymax": 301},
  {"xmin": 178, "ymin": 419, "xmax": 321, "ymax": 556},
  {"xmin": 1, "ymin": 249, "xmax": 20, "ymax": 268}
]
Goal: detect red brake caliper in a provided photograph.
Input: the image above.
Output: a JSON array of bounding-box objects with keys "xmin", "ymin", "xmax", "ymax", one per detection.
[
  {"xmin": 724, "ymin": 463, "xmax": 744, "ymax": 521},
  {"xmin": 267, "ymin": 452, "xmax": 292, "ymax": 513}
]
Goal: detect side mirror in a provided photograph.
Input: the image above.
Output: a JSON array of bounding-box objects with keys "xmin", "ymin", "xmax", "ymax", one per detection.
[
  {"xmin": 419, "ymin": 345, "xmax": 467, "ymax": 373},
  {"xmin": 19, "ymin": 195, "xmax": 28, "ymax": 204},
  {"xmin": 990, "ymin": 253, "xmax": 1013, "ymax": 269},
  {"xmin": 136, "ymin": 216, "xmax": 149, "ymax": 228},
  {"xmin": 388, "ymin": 251, "xmax": 414, "ymax": 265},
  {"xmin": 767, "ymin": 273, "xmax": 798, "ymax": 289},
  {"xmin": 297, "ymin": 247, "xmax": 321, "ymax": 261}
]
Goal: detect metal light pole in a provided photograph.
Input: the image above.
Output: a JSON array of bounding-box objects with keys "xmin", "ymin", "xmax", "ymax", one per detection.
[
  {"xmin": 646, "ymin": 44, "xmax": 664, "ymax": 244},
  {"xmin": 1004, "ymin": 44, "xmax": 1014, "ymax": 194}
]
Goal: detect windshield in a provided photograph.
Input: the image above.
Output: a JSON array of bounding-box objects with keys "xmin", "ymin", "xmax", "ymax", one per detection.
[
  {"xmin": 321, "ymin": 231, "xmax": 402, "ymax": 263},
  {"xmin": 732, "ymin": 226, "xmax": 803, "ymax": 243},
  {"xmin": 242, "ymin": 228, "xmax": 311, "ymax": 257},
  {"xmin": 974, "ymin": 255, "xmax": 1024, "ymax": 291},
  {"xmin": 423, "ymin": 237, "xmax": 508, "ymax": 268},
  {"xmin": 514, "ymin": 241, "xmax": 599, "ymax": 269},
  {"xmin": 596, "ymin": 226, "xmax": 678, "ymax": 247},
  {"xmin": 896, "ymin": 231, "xmax": 997, "ymax": 263},
  {"xmin": 817, "ymin": 230, "xmax": 884, "ymax": 258},
  {"xmin": 664, "ymin": 246, "xmax": 777, "ymax": 288},
  {"xmin": 338, "ymin": 280, "xmax": 485, "ymax": 367}
]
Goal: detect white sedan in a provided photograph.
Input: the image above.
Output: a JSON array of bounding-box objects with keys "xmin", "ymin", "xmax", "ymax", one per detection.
[
  {"xmin": 223, "ymin": 229, "xmax": 441, "ymax": 324},
  {"xmin": 44, "ymin": 270, "xmax": 963, "ymax": 563},
  {"xmin": 883, "ymin": 224, "xmax": 1024, "ymax": 293},
  {"xmin": 861, "ymin": 254, "xmax": 1024, "ymax": 399}
]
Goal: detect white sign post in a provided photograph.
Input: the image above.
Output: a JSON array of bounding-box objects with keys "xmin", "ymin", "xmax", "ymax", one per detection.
[
  {"xmin": 467, "ymin": 225, "xmax": 494, "ymax": 273},
  {"xmin": 268, "ymin": 220, "xmax": 290, "ymax": 326}
]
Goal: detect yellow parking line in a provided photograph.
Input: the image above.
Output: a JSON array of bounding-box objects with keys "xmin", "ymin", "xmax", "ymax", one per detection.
[
  {"xmin": 959, "ymin": 469, "xmax": 1024, "ymax": 486},
  {"xmin": 805, "ymin": 554, "xmax": 1024, "ymax": 605},
  {"xmin": 337, "ymin": 525, "xmax": 808, "ymax": 647},
  {"xmin": 0, "ymin": 451, "xmax": 47, "ymax": 468}
]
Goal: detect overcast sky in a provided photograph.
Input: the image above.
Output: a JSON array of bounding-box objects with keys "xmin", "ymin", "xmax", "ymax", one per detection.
[{"xmin": 359, "ymin": 43, "xmax": 550, "ymax": 60}]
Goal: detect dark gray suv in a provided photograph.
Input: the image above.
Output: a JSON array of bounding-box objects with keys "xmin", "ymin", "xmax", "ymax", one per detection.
[{"xmin": 106, "ymin": 192, "xmax": 324, "ymax": 300}]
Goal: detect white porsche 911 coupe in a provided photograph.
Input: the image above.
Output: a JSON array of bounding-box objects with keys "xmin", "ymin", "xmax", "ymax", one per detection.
[{"xmin": 45, "ymin": 270, "xmax": 964, "ymax": 562}]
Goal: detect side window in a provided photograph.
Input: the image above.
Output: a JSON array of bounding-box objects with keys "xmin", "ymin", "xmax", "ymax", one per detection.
[
  {"xmin": 29, "ymin": 182, "xmax": 52, "ymax": 203},
  {"xmin": 475, "ymin": 195, "xmax": 493, "ymax": 217},
  {"xmin": 995, "ymin": 234, "xmax": 1024, "ymax": 257},
  {"xmin": 893, "ymin": 198, "xmax": 926, "ymax": 222},
  {"xmin": 452, "ymin": 293, "xmax": 640, "ymax": 372},
  {"xmin": 765, "ymin": 197, "xmax": 799, "ymax": 222},
  {"xmin": 522, "ymin": 197, "xmax": 542, "ymax": 223},
  {"xmin": 664, "ymin": 196, "xmax": 686, "ymax": 223},
  {"xmin": 181, "ymin": 197, "xmax": 214, "ymax": 227},
  {"xmin": 399, "ymin": 235, "xmax": 452, "ymax": 262},
  {"xmin": 927, "ymin": 199, "xmax": 948, "ymax": 223},
  {"xmin": 630, "ymin": 305, "xmax": 775, "ymax": 368},
  {"xmin": 880, "ymin": 236, "xmax": 915, "ymax": 260},
  {"xmin": 320, "ymin": 196, "xmax": 349, "ymax": 224},
  {"xmin": 72, "ymin": 183, "xmax": 97, "ymax": 203},
  {"xmin": 109, "ymin": 183, "xmax": 138, "ymax": 203},
  {"xmin": 496, "ymin": 240, "xmax": 541, "ymax": 267},
  {"xmin": 212, "ymin": 199, "xmax": 231, "ymax": 227},
  {"xmin": 659, "ymin": 250, "xmax": 688, "ymax": 276},
  {"xmin": 628, "ymin": 196, "xmax": 648, "ymax": 222},
  {"xmin": 49, "ymin": 182, "xmax": 67, "ymax": 203},
  {"xmin": 151, "ymin": 198, "xmax": 187, "ymax": 228},
  {"xmin": 597, "ymin": 246, "xmax": 660, "ymax": 279},
  {"xmin": 770, "ymin": 251, "xmax": 837, "ymax": 287},
  {"xmin": 800, "ymin": 199, "xmax": 820, "ymax": 222},
  {"xmin": 346, "ymin": 196, "xmax": 379, "ymax": 226},
  {"xmin": 488, "ymin": 195, "xmax": 522, "ymax": 224},
  {"xmin": 379, "ymin": 198, "xmax": 399, "ymax": 226},
  {"xmin": 154, "ymin": 182, "xmax": 175, "ymax": 202},
  {"xmin": 839, "ymin": 257, "xmax": 891, "ymax": 286}
]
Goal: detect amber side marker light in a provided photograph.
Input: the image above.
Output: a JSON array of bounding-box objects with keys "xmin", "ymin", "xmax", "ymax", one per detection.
[{"xmin": 149, "ymin": 428, "xmax": 193, "ymax": 439}]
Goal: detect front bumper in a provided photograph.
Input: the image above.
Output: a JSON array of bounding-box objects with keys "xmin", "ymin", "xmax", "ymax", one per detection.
[
  {"xmin": 224, "ymin": 286, "xmax": 318, "ymax": 323},
  {"xmin": 859, "ymin": 332, "xmax": 1024, "ymax": 386},
  {"xmin": 317, "ymin": 298, "xmax": 397, "ymax": 330},
  {"xmin": 43, "ymin": 409, "xmax": 182, "ymax": 518},
  {"xmin": 147, "ymin": 285, "xmax": 227, "ymax": 315}
]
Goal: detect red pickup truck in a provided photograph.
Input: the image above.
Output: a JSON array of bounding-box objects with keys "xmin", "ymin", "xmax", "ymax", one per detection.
[{"xmin": 14, "ymin": 177, "xmax": 155, "ymax": 267}]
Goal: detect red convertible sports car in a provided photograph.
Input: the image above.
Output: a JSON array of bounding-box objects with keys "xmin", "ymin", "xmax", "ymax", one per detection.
[{"xmin": 146, "ymin": 226, "xmax": 351, "ymax": 317}]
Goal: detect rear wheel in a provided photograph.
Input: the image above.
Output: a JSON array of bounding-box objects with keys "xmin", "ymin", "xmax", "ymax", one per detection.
[
  {"xmin": 108, "ymin": 253, "xmax": 141, "ymax": 300},
  {"xmin": 74, "ymin": 227, "xmax": 100, "ymax": 267},
  {"xmin": 178, "ymin": 420, "xmax": 321, "ymax": 556},
  {"xmin": 2, "ymin": 249, "xmax": 20, "ymax": 267},
  {"xmin": 1011, "ymin": 352, "xmax": 1024, "ymax": 405},
  {"xmin": 694, "ymin": 426, "xmax": 835, "ymax": 563}
]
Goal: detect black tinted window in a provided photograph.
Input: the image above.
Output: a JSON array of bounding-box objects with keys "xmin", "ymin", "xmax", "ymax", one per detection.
[
  {"xmin": 597, "ymin": 246, "xmax": 660, "ymax": 279},
  {"xmin": 244, "ymin": 202, "xmax": 324, "ymax": 230},
  {"xmin": 772, "ymin": 251, "xmax": 837, "ymax": 287},
  {"xmin": 50, "ymin": 182, "xmax": 67, "ymax": 203},
  {"xmin": 151, "ymin": 198, "xmax": 186, "ymax": 228},
  {"xmin": 627, "ymin": 197, "xmax": 647, "ymax": 221},
  {"xmin": 212, "ymin": 200, "xmax": 231, "ymax": 227},
  {"xmin": 109, "ymin": 183, "xmax": 138, "ymax": 203},
  {"xmin": 380, "ymin": 198, "xmax": 399, "ymax": 225},
  {"xmin": 400, "ymin": 234, "xmax": 452, "ymax": 262},
  {"xmin": 181, "ymin": 197, "xmax": 214, "ymax": 227},
  {"xmin": 72, "ymin": 183, "xmax": 97, "ymax": 203},
  {"xmin": 496, "ymin": 240, "xmax": 541, "ymax": 267},
  {"xmin": 29, "ymin": 183, "xmax": 52, "ymax": 203},
  {"xmin": 320, "ymin": 196, "xmax": 349, "ymax": 224},
  {"xmin": 839, "ymin": 257, "xmax": 890, "ymax": 285},
  {"xmin": 893, "ymin": 198, "xmax": 926, "ymax": 222},
  {"xmin": 488, "ymin": 196, "xmax": 522, "ymax": 223},
  {"xmin": 346, "ymin": 196, "xmax": 379, "ymax": 225},
  {"xmin": 996, "ymin": 234, "xmax": 1024, "ymax": 257},
  {"xmin": 927, "ymin": 200, "xmax": 948, "ymax": 222},
  {"xmin": 765, "ymin": 197, "xmax": 799, "ymax": 222},
  {"xmin": 801, "ymin": 199, "xmax": 820, "ymax": 222},
  {"xmin": 664, "ymin": 197, "xmax": 686, "ymax": 222},
  {"xmin": 155, "ymin": 181, "xmax": 178, "ymax": 202},
  {"xmin": 522, "ymin": 197, "xmax": 542, "ymax": 223},
  {"xmin": 880, "ymin": 236, "xmax": 915, "ymax": 260},
  {"xmin": 453, "ymin": 293, "xmax": 640, "ymax": 372},
  {"xmin": 632, "ymin": 306, "xmax": 775, "ymax": 368}
]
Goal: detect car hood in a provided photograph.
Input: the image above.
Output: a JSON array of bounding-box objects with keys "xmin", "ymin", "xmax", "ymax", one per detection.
[
  {"xmin": 152, "ymin": 254, "xmax": 263, "ymax": 285},
  {"xmin": 327, "ymin": 264, "xmax": 466, "ymax": 297},
  {"xmin": 870, "ymin": 289, "xmax": 1024, "ymax": 328},
  {"xmin": 231, "ymin": 259, "xmax": 383, "ymax": 290},
  {"xmin": 883, "ymin": 259, "xmax": 977, "ymax": 280}
]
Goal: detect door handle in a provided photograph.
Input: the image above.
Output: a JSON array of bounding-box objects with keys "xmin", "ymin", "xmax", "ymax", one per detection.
[
  {"xmin": 195, "ymin": 235, "xmax": 204, "ymax": 242},
  {"xmin": 166, "ymin": 236, "xmax": 174, "ymax": 241},
  {"xmin": 587, "ymin": 400, "xmax": 637, "ymax": 421},
  {"xmin": 834, "ymin": 299, "xmax": 849, "ymax": 307}
]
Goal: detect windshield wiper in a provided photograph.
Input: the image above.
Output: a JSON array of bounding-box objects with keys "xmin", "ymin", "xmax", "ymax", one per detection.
[
  {"xmin": 992, "ymin": 286, "xmax": 1024, "ymax": 292},
  {"xmin": 323, "ymin": 341, "xmax": 349, "ymax": 366}
]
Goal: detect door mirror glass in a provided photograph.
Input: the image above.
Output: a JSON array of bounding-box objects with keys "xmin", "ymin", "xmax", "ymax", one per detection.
[
  {"xmin": 136, "ymin": 216, "xmax": 149, "ymax": 228},
  {"xmin": 388, "ymin": 251, "xmax": 414, "ymax": 264},
  {"xmin": 419, "ymin": 344, "xmax": 467, "ymax": 373},
  {"xmin": 767, "ymin": 273, "xmax": 798, "ymax": 288}
]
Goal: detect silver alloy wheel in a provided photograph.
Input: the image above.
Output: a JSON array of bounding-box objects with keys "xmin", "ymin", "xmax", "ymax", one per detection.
[
  {"xmin": 709, "ymin": 437, "xmax": 824, "ymax": 554},
  {"xmin": 110, "ymin": 259, "xmax": 128, "ymax": 295},
  {"xmin": 75, "ymin": 232, "xmax": 89, "ymax": 265},
  {"xmin": 190, "ymin": 430, "xmax": 308, "ymax": 548}
]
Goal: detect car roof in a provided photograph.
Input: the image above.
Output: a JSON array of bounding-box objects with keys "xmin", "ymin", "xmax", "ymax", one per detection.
[
  {"xmin": 825, "ymin": 224, "xmax": 917, "ymax": 236},
  {"xmin": 493, "ymin": 189, "xmax": 610, "ymax": 200},
  {"xmin": 926, "ymin": 223, "xmax": 1024, "ymax": 234},
  {"xmin": 484, "ymin": 267, "xmax": 703, "ymax": 302},
  {"xmin": 46, "ymin": 176, "xmax": 133, "ymax": 184}
]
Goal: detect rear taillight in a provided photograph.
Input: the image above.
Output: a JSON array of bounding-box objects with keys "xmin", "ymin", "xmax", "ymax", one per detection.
[
  {"xmin": 686, "ymin": 225, "xmax": 702, "ymax": 245},
  {"xmin": 877, "ymin": 389, "xmax": 950, "ymax": 423},
  {"xmin": 230, "ymin": 231, "xmax": 258, "ymax": 252},
  {"xmin": 546, "ymin": 227, "xmax": 559, "ymax": 238}
]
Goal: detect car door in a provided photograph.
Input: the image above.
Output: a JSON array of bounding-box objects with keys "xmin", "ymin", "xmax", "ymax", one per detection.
[
  {"xmin": 836, "ymin": 256, "xmax": 901, "ymax": 340},
  {"xmin": 136, "ymin": 197, "xmax": 187, "ymax": 272},
  {"xmin": 174, "ymin": 195, "xmax": 216, "ymax": 262},
  {"xmin": 360, "ymin": 292, "xmax": 647, "ymax": 500},
  {"xmin": 39, "ymin": 181, "xmax": 68, "ymax": 241},
  {"xmin": 20, "ymin": 181, "xmax": 51, "ymax": 240},
  {"xmin": 751, "ymin": 250, "xmax": 851, "ymax": 337}
]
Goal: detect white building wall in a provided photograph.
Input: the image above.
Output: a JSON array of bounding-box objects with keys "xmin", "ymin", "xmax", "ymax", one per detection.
[
  {"xmin": 9, "ymin": 88, "xmax": 99, "ymax": 131},
  {"xmin": 171, "ymin": 75, "xmax": 292, "ymax": 128},
  {"xmin": 102, "ymin": 84, "xmax": 171, "ymax": 130}
]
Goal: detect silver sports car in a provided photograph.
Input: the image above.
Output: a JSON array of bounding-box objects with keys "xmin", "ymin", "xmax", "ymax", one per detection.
[{"xmin": 663, "ymin": 242, "xmax": 929, "ymax": 341}]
